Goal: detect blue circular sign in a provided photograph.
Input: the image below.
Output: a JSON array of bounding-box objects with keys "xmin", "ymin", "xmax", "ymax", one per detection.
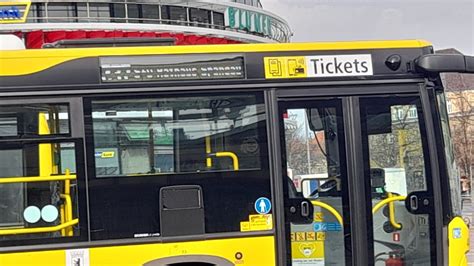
[{"xmin": 255, "ymin": 197, "xmax": 271, "ymax": 214}]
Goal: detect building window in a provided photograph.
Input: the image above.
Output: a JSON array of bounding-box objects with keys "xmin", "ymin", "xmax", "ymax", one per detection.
[
  {"xmin": 409, "ymin": 108, "xmax": 418, "ymax": 118},
  {"xmin": 447, "ymin": 100, "xmax": 453, "ymax": 114},
  {"xmin": 189, "ymin": 8, "xmax": 211, "ymax": 28},
  {"xmin": 212, "ymin": 12, "xmax": 224, "ymax": 29},
  {"xmin": 110, "ymin": 3, "xmax": 125, "ymax": 23},
  {"xmin": 47, "ymin": 3, "xmax": 77, "ymax": 22},
  {"xmin": 142, "ymin": 4, "xmax": 159, "ymax": 23},
  {"xmin": 161, "ymin": 5, "xmax": 170, "ymax": 24},
  {"xmin": 26, "ymin": 3, "xmax": 45, "ymax": 23},
  {"xmin": 76, "ymin": 3, "xmax": 88, "ymax": 22},
  {"xmin": 89, "ymin": 3, "xmax": 110, "ymax": 22},
  {"xmin": 168, "ymin": 6, "xmax": 187, "ymax": 25},
  {"xmin": 127, "ymin": 4, "xmax": 141, "ymax": 23}
]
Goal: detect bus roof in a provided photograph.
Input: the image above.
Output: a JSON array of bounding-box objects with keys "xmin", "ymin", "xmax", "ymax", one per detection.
[{"xmin": 1, "ymin": 40, "xmax": 432, "ymax": 76}]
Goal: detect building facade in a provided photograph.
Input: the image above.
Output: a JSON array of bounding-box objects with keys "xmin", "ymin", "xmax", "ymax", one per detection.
[{"xmin": 0, "ymin": 0, "xmax": 292, "ymax": 48}]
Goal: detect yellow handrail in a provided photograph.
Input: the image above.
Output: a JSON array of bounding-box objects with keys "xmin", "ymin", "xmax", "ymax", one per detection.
[
  {"xmin": 0, "ymin": 174, "xmax": 76, "ymax": 184},
  {"xmin": 0, "ymin": 168, "xmax": 77, "ymax": 237},
  {"xmin": 0, "ymin": 219, "xmax": 78, "ymax": 236},
  {"xmin": 372, "ymin": 194, "xmax": 406, "ymax": 230},
  {"xmin": 372, "ymin": 195, "xmax": 406, "ymax": 214},
  {"xmin": 387, "ymin": 192, "xmax": 402, "ymax": 230},
  {"xmin": 60, "ymin": 204, "xmax": 66, "ymax": 236},
  {"xmin": 215, "ymin": 152, "xmax": 240, "ymax": 171},
  {"xmin": 60, "ymin": 194, "xmax": 74, "ymax": 236},
  {"xmin": 205, "ymin": 136, "xmax": 212, "ymax": 168},
  {"xmin": 311, "ymin": 200, "xmax": 343, "ymax": 225}
]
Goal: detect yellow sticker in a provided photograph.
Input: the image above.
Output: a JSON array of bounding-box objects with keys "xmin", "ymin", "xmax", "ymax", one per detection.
[
  {"xmin": 240, "ymin": 221, "xmax": 250, "ymax": 232},
  {"xmin": 296, "ymin": 232, "xmax": 306, "ymax": 241},
  {"xmin": 316, "ymin": 232, "xmax": 326, "ymax": 241},
  {"xmin": 101, "ymin": 151, "xmax": 115, "ymax": 158},
  {"xmin": 240, "ymin": 214, "xmax": 272, "ymax": 232},
  {"xmin": 291, "ymin": 241, "xmax": 324, "ymax": 259},
  {"xmin": 314, "ymin": 212, "xmax": 324, "ymax": 222},
  {"xmin": 248, "ymin": 214, "xmax": 273, "ymax": 231},
  {"xmin": 264, "ymin": 56, "xmax": 307, "ymax": 79},
  {"xmin": 306, "ymin": 232, "xmax": 316, "ymax": 241}
]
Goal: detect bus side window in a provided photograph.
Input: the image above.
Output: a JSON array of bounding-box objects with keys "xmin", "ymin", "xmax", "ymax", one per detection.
[{"xmin": 90, "ymin": 95, "xmax": 264, "ymax": 177}]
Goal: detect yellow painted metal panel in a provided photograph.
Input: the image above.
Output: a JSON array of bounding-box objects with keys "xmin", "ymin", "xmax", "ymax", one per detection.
[
  {"xmin": 0, "ymin": 40, "xmax": 431, "ymax": 76},
  {"xmin": 0, "ymin": 249, "xmax": 66, "ymax": 266},
  {"xmin": 448, "ymin": 216, "xmax": 469, "ymax": 266},
  {"xmin": 0, "ymin": 236, "xmax": 275, "ymax": 265}
]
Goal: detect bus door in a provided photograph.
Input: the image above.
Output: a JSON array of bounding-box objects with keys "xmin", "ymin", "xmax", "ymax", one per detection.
[
  {"xmin": 0, "ymin": 98, "xmax": 87, "ymax": 248},
  {"xmin": 278, "ymin": 93, "xmax": 437, "ymax": 265}
]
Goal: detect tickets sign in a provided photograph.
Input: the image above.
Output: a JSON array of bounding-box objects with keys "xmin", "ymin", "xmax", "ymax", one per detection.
[{"xmin": 264, "ymin": 54, "xmax": 373, "ymax": 79}]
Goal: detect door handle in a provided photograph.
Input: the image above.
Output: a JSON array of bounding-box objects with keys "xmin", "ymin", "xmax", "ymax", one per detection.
[
  {"xmin": 410, "ymin": 195, "xmax": 418, "ymax": 211},
  {"xmin": 301, "ymin": 201, "xmax": 310, "ymax": 217}
]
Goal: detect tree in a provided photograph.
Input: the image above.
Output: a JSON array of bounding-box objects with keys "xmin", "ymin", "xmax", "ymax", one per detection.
[{"xmin": 438, "ymin": 48, "xmax": 474, "ymax": 180}]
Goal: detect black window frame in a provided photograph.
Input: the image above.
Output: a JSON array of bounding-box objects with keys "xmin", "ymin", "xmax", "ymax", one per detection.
[
  {"xmin": 83, "ymin": 90, "xmax": 273, "ymax": 241},
  {"xmin": 0, "ymin": 103, "xmax": 71, "ymax": 141},
  {"xmin": 0, "ymin": 137, "xmax": 88, "ymax": 248},
  {"xmin": 359, "ymin": 94, "xmax": 437, "ymax": 265}
]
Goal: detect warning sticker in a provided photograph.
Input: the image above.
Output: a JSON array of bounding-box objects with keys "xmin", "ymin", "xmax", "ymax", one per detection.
[
  {"xmin": 240, "ymin": 214, "xmax": 273, "ymax": 232},
  {"xmin": 101, "ymin": 151, "xmax": 115, "ymax": 158}
]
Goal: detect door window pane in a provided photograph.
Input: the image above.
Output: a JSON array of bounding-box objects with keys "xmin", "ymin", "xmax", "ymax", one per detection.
[
  {"xmin": 0, "ymin": 142, "xmax": 80, "ymax": 244},
  {"xmin": 361, "ymin": 96, "xmax": 434, "ymax": 265},
  {"xmin": 436, "ymin": 92, "xmax": 462, "ymax": 216},
  {"xmin": 283, "ymin": 101, "xmax": 349, "ymax": 265},
  {"xmin": 0, "ymin": 104, "xmax": 69, "ymax": 138}
]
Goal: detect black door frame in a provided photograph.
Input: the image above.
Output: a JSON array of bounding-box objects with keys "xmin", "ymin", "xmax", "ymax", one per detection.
[{"xmin": 266, "ymin": 82, "xmax": 444, "ymax": 266}]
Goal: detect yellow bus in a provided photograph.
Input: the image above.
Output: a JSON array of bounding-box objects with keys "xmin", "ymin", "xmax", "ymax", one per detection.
[{"xmin": 0, "ymin": 40, "xmax": 472, "ymax": 265}]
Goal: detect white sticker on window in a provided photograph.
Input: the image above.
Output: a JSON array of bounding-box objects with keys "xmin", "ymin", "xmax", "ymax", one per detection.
[{"xmin": 66, "ymin": 249, "xmax": 90, "ymax": 266}]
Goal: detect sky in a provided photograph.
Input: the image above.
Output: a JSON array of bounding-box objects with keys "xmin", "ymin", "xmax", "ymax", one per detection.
[{"xmin": 263, "ymin": 0, "xmax": 474, "ymax": 54}]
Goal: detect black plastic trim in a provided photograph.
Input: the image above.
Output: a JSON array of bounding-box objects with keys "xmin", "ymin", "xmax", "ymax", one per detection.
[
  {"xmin": 419, "ymin": 85, "xmax": 444, "ymax": 266},
  {"xmin": 0, "ymin": 230, "xmax": 273, "ymax": 254},
  {"xmin": 265, "ymin": 89, "xmax": 287, "ymax": 266},
  {"xmin": 343, "ymin": 97, "xmax": 370, "ymax": 266}
]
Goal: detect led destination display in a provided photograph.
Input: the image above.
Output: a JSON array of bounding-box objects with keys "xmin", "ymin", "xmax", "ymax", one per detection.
[{"xmin": 100, "ymin": 57, "xmax": 244, "ymax": 83}]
